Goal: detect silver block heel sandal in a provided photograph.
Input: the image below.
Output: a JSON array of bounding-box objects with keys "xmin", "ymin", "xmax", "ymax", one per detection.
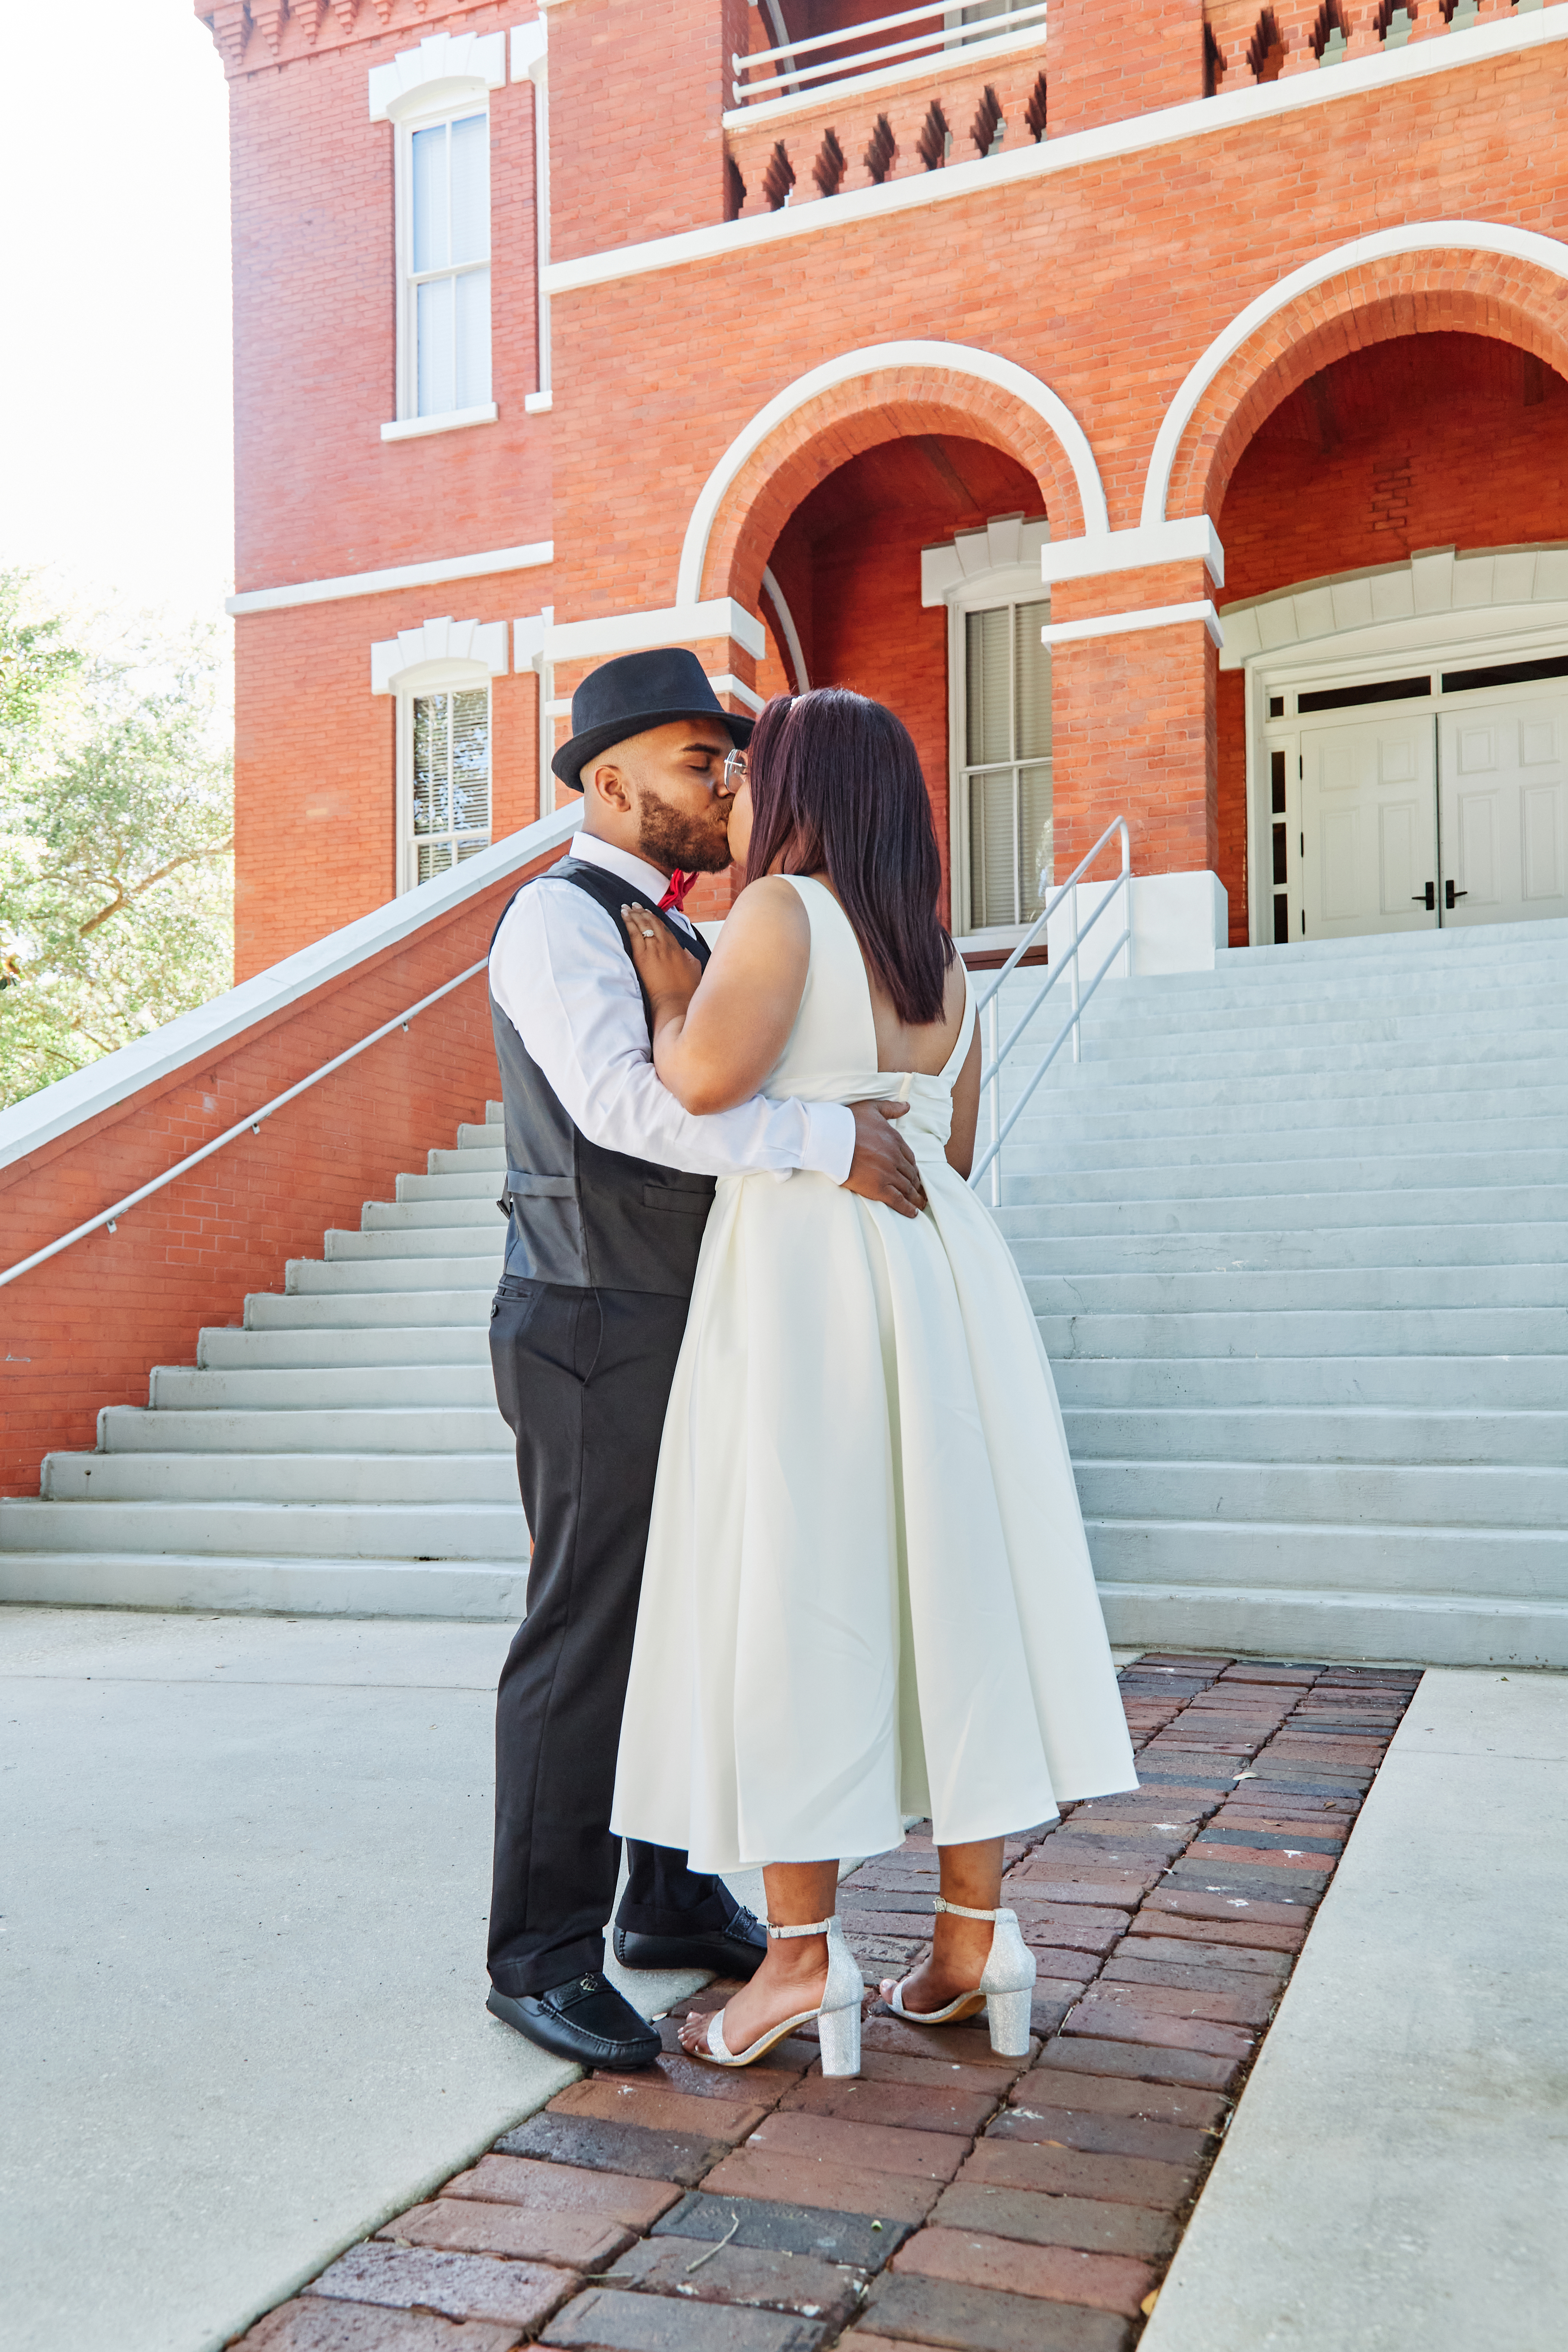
[
  {"xmin": 692, "ymin": 1914, "xmax": 864, "ymax": 2076},
  {"xmin": 883, "ymin": 1896, "xmax": 1037, "ymax": 2057}
]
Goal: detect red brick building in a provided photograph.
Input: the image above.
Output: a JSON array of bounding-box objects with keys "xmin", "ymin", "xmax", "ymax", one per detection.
[{"xmin": 204, "ymin": 0, "xmax": 1568, "ymax": 971}]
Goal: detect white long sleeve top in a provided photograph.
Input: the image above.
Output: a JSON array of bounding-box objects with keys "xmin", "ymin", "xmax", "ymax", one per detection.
[{"xmin": 488, "ymin": 833, "xmax": 856, "ymax": 1183}]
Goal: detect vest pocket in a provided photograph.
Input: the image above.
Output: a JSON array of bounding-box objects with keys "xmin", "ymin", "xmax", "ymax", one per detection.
[
  {"xmin": 503, "ymin": 1169, "xmax": 576, "ymax": 1200},
  {"xmin": 641, "ymin": 1183, "xmax": 712, "ymax": 1215}
]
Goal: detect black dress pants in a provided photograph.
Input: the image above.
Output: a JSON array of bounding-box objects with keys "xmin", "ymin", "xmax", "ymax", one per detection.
[{"xmin": 487, "ymin": 1276, "xmax": 733, "ymax": 1995}]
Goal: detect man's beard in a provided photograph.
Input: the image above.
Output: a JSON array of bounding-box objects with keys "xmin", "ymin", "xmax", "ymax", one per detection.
[{"xmin": 634, "ymin": 783, "xmax": 734, "ymax": 875}]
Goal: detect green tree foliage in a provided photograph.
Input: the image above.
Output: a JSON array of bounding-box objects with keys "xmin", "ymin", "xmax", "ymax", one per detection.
[{"xmin": 0, "ymin": 576, "xmax": 234, "ymax": 1111}]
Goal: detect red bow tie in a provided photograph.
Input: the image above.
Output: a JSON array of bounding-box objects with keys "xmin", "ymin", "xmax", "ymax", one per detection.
[{"xmin": 659, "ymin": 870, "xmax": 695, "ymax": 912}]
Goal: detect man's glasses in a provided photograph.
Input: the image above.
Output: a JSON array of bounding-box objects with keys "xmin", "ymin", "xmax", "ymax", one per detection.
[{"xmin": 722, "ymin": 747, "xmax": 749, "ymax": 790}]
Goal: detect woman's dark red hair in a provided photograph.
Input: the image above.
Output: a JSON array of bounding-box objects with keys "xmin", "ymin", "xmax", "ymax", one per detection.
[{"xmin": 744, "ymin": 687, "xmax": 954, "ymax": 1027}]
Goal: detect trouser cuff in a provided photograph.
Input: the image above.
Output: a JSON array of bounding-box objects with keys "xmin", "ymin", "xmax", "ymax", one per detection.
[{"xmin": 489, "ymin": 1929, "xmax": 607, "ymax": 1999}]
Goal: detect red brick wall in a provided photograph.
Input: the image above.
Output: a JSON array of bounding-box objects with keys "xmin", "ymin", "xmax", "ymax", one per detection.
[
  {"xmin": 0, "ymin": 843, "xmax": 567, "ymax": 1499},
  {"xmin": 234, "ymin": 567, "xmax": 551, "ymax": 980},
  {"xmin": 1049, "ymin": 0, "xmax": 1207, "ymax": 136}
]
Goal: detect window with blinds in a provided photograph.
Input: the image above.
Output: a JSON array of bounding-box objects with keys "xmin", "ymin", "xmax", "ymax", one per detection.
[
  {"xmin": 406, "ymin": 110, "xmax": 491, "ymax": 417},
  {"xmin": 410, "ymin": 687, "xmax": 491, "ymax": 883},
  {"xmin": 964, "ymin": 598, "xmax": 1053, "ymax": 929}
]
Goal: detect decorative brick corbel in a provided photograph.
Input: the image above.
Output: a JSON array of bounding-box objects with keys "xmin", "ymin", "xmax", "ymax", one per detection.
[
  {"xmin": 250, "ymin": 1, "xmax": 288, "ymax": 55},
  {"xmin": 373, "ymin": 0, "xmax": 396, "ymax": 24},
  {"xmin": 293, "ymin": 0, "xmax": 328, "ymax": 42},
  {"xmin": 330, "ymin": 0, "xmax": 359, "ymax": 31},
  {"xmin": 204, "ymin": 0, "xmax": 252, "ymax": 72}
]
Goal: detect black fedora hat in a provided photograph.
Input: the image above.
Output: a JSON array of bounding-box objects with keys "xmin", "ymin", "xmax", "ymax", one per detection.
[{"xmin": 551, "ymin": 647, "xmax": 755, "ymax": 792}]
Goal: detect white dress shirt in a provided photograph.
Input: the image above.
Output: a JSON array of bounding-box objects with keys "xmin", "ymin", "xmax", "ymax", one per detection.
[{"xmin": 489, "ymin": 832, "xmax": 856, "ymax": 1183}]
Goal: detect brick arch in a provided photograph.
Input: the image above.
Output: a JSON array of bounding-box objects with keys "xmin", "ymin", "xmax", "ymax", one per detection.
[
  {"xmin": 678, "ymin": 347, "xmax": 1106, "ymax": 611},
  {"xmin": 1145, "ymin": 228, "xmax": 1568, "ymax": 529}
]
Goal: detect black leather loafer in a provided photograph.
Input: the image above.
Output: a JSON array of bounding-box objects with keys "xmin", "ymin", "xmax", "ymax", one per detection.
[
  {"xmin": 612, "ymin": 1902, "xmax": 768, "ymax": 1981},
  {"xmin": 486, "ymin": 1972, "xmax": 661, "ymax": 2068}
]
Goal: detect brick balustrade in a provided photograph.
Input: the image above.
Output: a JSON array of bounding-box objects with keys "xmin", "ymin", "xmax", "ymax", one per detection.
[
  {"xmin": 0, "ymin": 825, "xmax": 573, "ymax": 1501},
  {"xmin": 234, "ymin": 1652, "xmax": 1419, "ymax": 2352}
]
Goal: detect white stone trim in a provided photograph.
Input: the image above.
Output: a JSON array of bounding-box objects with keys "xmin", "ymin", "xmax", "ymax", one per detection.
[
  {"xmin": 542, "ymin": 8, "xmax": 1568, "ymax": 299},
  {"xmin": 368, "ymin": 28, "xmax": 506, "ymax": 123},
  {"xmin": 512, "ymin": 21, "xmax": 552, "ymax": 406},
  {"xmin": 1041, "ymin": 517, "xmax": 1224, "ymax": 590},
  {"xmin": 524, "ymin": 391, "xmax": 553, "ymax": 414},
  {"xmin": 709, "ymin": 672, "xmax": 766, "ymax": 715},
  {"xmin": 227, "ymin": 543, "xmax": 553, "ymax": 618},
  {"xmin": 922, "ymin": 515, "xmax": 1051, "ymax": 607},
  {"xmin": 677, "ymin": 342, "xmax": 1107, "ymax": 609},
  {"xmin": 1143, "ymin": 219, "xmax": 1568, "ymax": 530},
  {"xmin": 1220, "ymin": 542, "xmax": 1568, "ymax": 669},
  {"xmin": 548, "ymin": 599, "xmax": 767, "ymax": 662},
  {"xmin": 0, "ymin": 804, "xmax": 580, "ymax": 1178},
  {"xmin": 1041, "ymin": 601, "xmax": 1224, "ymax": 651},
  {"xmin": 370, "ymin": 617, "xmax": 509, "ymax": 696},
  {"xmin": 723, "ymin": 21, "xmax": 1047, "ymax": 130},
  {"xmin": 761, "ymin": 565, "xmax": 810, "ymax": 689},
  {"xmin": 380, "ymin": 403, "xmax": 499, "ymax": 443}
]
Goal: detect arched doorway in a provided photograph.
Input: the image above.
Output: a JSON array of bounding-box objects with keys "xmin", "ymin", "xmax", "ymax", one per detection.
[
  {"xmin": 1214, "ymin": 330, "xmax": 1568, "ymax": 945},
  {"xmin": 751, "ymin": 432, "xmax": 1049, "ymax": 937}
]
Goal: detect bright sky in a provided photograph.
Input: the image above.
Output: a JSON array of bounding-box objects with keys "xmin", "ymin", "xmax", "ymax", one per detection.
[{"xmin": 0, "ymin": 1, "xmax": 233, "ymax": 636}]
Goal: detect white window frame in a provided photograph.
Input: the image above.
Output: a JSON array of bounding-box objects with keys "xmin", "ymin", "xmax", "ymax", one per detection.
[
  {"xmin": 370, "ymin": 616, "xmax": 509, "ymax": 895},
  {"xmin": 922, "ymin": 517, "xmax": 1052, "ymax": 943},
  {"xmin": 369, "ymin": 31, "xmax": 506, "ymax": 439},
  {"xmin": 394, "ymin": 660, "xmax": 494, "ymax": 895}
]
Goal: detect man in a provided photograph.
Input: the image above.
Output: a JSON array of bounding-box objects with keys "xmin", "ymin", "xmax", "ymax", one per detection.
[{"xmin": 485, "ymin": 648, "xmax": 928, "ymax": 2068}]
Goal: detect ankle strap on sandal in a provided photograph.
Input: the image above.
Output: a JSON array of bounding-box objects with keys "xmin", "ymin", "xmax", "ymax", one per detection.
[
  {"xmin": 766, "ymin": 1916, "xmax": 835, "ymax": 1939},
  {"xmin": 933, "ymin": 1896, "xmax": 1005, "ymax": 1921}
]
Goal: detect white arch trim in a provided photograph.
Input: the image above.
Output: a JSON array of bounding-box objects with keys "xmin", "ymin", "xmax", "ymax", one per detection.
[
  {"xmin": 761, "ymin": 566, "xmax": 810, "ymax": 692},
  {"xmin": 675, "ymin": 341, "xmax": 1109, "ymax": 609},
  {"xmin": 1141, "ymin": 220, "xmax": 1568, "ymax": 532}
]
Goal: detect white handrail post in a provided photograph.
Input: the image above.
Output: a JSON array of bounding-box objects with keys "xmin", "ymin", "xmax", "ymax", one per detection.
[
  {"xmin": 1070, "ymin": 881, "xmax": 1083, "ymax": 1064},
  {"xmin": 986, "ymin": 990, "xmax": 1001, "ymax": 1208}
]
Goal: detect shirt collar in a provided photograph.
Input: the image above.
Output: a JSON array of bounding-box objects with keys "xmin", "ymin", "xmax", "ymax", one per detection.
[{"xmin": 570, "ymin": 832, "xmax": 672, "ymax": 905}]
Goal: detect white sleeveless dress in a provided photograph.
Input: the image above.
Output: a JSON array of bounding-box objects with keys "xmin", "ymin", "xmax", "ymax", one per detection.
[{"xmin": 610, "ymin": 876, "xmax": 1137, "ymax": 1873}]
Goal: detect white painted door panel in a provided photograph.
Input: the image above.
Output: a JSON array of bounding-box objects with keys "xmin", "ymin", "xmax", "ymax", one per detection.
[
  {"xmin": 1299, "ymin": 714, "xmax": 1438, "ymax": 940},
  {"xmin": 1439, "ymin": 694, "xmax": 1568, "ymax": 928}
]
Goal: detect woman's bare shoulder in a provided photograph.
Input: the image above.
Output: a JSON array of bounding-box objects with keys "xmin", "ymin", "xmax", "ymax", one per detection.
[{"xmin": 720, "ymin": 874, "xmax": 813, "ymax": 935}]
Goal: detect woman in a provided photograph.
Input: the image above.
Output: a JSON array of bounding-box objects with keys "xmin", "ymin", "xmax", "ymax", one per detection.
[{"xmin": 609, "ymin": 688, "xmax": 1136, "ymax": 2075}]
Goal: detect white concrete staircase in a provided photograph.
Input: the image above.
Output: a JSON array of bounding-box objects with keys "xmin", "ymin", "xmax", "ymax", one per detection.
[
  {"xmin": 992, "ymin": 914, "xmax": 1568, "ymax": 1666},
  {"xmin": 3, "ymin": 916, "xmax": 1564, "ymax": 1662},
  {"xmin": 0, "ymin": 1105, "xmax": 524, "ymax": 1618}
]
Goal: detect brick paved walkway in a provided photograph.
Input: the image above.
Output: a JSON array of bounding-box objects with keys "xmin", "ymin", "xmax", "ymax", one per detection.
[{"xmin": 233, "ymin": 1654, "xmax": 1418, "ymax": 2352}]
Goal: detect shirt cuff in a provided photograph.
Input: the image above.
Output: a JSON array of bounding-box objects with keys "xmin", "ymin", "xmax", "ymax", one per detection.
[{"xmin": 798, "ymin": 1101, "xmax": 856, "ymax": 1185}]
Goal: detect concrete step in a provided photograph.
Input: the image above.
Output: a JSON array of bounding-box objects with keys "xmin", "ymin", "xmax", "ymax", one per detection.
[
  {"xmin": 995, "ymin": 1183, "xmax": 1568, "ymax": 1234},
  {"xmin": 998, "ymin": 1149, "xmax": 1568, "ymax": 1205},
  {"xmin": 1001, "ymin": 1098, "xmax": 1568, "ymax": 1154},
  {"xmin": 150, "ymin": 1362, "xmax": 499, "ymax": 1409},
  {"xmin": 40, "ymin": 1450, "xmax": 519, "ymax": 1504},
  {"xmin": 1036, "ymin": 1307, "xmax": 1568, "ymax": 1358},
  {"xmin": 0, "ymin": 1497, "xmax": 528, "ymax": 1561},
  {"xmin": 1049, "ymin": 1354, "xmax": 1568, "ymax": 1410},
  {"xmin": 1022, "ymin": 1064, "xmax": 1568, "ymax": 1118},
  {"xmin": 1026, "ymin": 1264, "xmax": 1568, "ymax": 1315},
  {"xmin": 1068, "ymin": 978, "xmax": 1568, "ymax": 1047},
  {"xmin": 1095, "ymin": 1581, "xmax": 1568, "ymax": 1670},
  {"xmin": 1031, "ymin": 1035, "xmax": 1568, "ymax": 1096},
  {"xmin": 247, "ymin": 1289, "xmax": 493, "ymax": 1329},
  {"xmin": 1075, "ymin": 1457, "xmax": 1568, "ymax": 1531},
  {"xmin": 103, "ymin": 1403, "xmax": 510, "ymax": 1452},
  {"xmin": 197, "ymin": 1326, "xmax": 491, "ymax": 1370},
  {"xmin": 1010, "ymin": 1221, "xmax": 1568, "ymax": 1274},
  {"xmin": 1085, "ymin": 1516, "xmax": 1566, "ymax": 1603},
  {"xmin": 428, "ymin": 1144, "xmax": 507, "ymax": 1175},
  {"xmin": 1061, "ymin": 1406, "xmax": 1568, "ymax": 1467},
  {"xmin": 323, "ymin": 1227, "xmax": 503, "ymax": 1263},
  {"xmin": 286, "ymin": 1255, "xmax": 501, "ymax": 1293},
  {"xmin": 0, "ymin": 1550, "xmax": 527, "ymax": 1619},
  {"xmin": 362, "ymin": 1197, "xmax": 503, "ymax": 1232},
  {"xmin": 397, "ymin": 1170, "xmax": 506, "ymax": 1203}
]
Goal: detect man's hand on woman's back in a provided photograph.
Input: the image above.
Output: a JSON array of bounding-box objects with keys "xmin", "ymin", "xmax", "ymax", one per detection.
[{"xmin": 844, "ymin": 1101, "xmax": 927, "ymax": 1218}]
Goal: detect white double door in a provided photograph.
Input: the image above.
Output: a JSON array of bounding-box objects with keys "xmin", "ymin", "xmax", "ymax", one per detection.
[{"xmin": 1299, "ymin": 690, "xmax": 1568, "ymax": 939}]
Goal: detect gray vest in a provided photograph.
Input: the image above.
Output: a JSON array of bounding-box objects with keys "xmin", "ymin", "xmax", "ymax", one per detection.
[{"xmin": 490, "ymin": 857, "xmax": 716, "ymax": 1296}]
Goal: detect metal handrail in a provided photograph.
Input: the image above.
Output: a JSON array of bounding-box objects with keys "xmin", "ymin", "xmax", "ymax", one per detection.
[
  {"xmin": 0, "ymin": 957, "xmax": 490, "ymax": 1292},
  {"xmin": 733, "ymin": 0, "xmax": 1047, "ymax": 103},
  {"xmin": 968, "ymin": 816, "xmax": 1131, "ymax": 1204}
]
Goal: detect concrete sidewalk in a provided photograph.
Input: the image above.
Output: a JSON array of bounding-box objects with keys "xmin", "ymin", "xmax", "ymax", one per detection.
[
  {"xmin": 0, "ymin": 1609, "xmax": 720, "ymax": 2352},
  {"xmin": 1144, "ymin": 1665, "xmax": 1568, "ymax": 2352}
]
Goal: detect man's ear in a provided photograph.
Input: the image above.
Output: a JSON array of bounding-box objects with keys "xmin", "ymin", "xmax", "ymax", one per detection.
[{"xmin": 585, "ymin": 759, "xmax": 634, "ymax": 815}]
